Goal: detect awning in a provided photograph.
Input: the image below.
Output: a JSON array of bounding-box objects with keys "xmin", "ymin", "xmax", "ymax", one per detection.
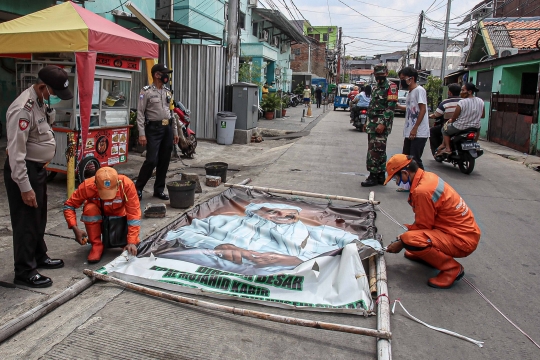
[
  {"xmin": 253, "ymin": 8, "xmax": 309, "ymax": 44},
  {"xmin": 114, "ymin": 15, "xmax": 222, "ymax": 43},
  {"xmin": 0, "ymin": 2, "xmax": 158, "ymax": 58}
]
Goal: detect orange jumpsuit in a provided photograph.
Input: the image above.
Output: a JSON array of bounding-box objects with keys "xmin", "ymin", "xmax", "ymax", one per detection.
[
  {"xmin": 401, "ymin": 169, "xmax": 481, "ymax": 258},
  {"xmin": 63, "ymin": 175, "xmax": 141, "ymax": 260}
]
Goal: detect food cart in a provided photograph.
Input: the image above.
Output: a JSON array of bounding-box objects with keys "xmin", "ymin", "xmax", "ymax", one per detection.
[{"xmin": 0, "ymin": 2, "xmax": 159, "ymax": 194}]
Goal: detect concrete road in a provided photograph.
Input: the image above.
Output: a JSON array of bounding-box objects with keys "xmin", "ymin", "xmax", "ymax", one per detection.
[{"xmin": 1, "ymin": 109, "xmax": 539, "ymax": 359}]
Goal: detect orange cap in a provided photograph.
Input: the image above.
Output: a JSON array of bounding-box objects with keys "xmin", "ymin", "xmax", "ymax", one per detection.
[
  {"xmin": 95, "ymin": 167, "xmax": 119, "ymax": 200},
  {"xmin": 384, "ymin": 154, "xmax": 412, "ymax": 185}
]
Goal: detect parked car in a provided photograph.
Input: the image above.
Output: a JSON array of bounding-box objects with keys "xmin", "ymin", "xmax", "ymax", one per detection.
[{"xmin": 395, "ymin": 90, "xmax": 408, "ymax": 115}]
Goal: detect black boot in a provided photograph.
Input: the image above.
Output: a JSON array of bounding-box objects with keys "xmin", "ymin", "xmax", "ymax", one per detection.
[
  {"xmin": 378, "ymin": 172, "xmax": 386, "ymax": 185},
  {"xmin": 361, "ymin": 172, "xmax": 379, "ymax": 187}
]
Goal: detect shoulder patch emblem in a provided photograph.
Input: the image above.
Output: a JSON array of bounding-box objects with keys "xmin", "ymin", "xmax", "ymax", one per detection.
[
  {"xmin": 23, "ymin": 99, "xmax": 34, "ymax": 112},
  {"xmin": 390, "ymin": 86, "xmax": 397, "ymax": 94},
  {"xmin": 143, "ymin": 85, "xmax": 150, "ymax": 91},
  {"xmin": 19, "ymin": 118, "xmax": 30, "ymax": 131}
]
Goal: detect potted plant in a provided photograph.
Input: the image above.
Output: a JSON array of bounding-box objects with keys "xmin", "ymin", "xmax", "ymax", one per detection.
[
  {"xmin": 260, "ymin": 93, "xmax": 280, "ymax": 120},
  {"xmin": 281, "ymin": 97, "xmax": 288, "ymax": 116}
]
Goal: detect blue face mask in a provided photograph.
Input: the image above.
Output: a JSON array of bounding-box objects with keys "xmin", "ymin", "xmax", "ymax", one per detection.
[
  {"xmin": 46, "ymin": 87, "xmax": 62, "ymax": 106},
  {"xmin": 395, "ymin": 172, "xmax": 411, "ymax": 190}
]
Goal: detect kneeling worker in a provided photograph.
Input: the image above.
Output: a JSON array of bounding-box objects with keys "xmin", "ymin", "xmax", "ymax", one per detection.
[
  {"xmin": 384, "ymin": 154, "xmax": 481, "ymax": 288},
  {"xmin": 63, "ymin": 167, "xmax": 141, "ymax": 263}
]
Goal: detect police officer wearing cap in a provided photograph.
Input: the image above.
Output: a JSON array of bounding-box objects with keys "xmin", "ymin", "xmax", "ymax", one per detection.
[
  {"xmin": 4, "ymin": 65, "xmax": 73, "ymax": 288},
  {"xmin": 135, "ymin": 63, "xmax": 178, "ymax": 200}
]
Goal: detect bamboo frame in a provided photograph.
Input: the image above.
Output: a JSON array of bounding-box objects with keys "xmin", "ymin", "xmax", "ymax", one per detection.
[
  {"xmin": 368, "ymin": 191, "xmax": 378, "ymax": 297},
  {"xmin": 224, "ymin": 184, "xmax": 380, "ymax": 205},
  {"xmin": 83, "ymin": 270, "xmax": 392, "ymax": 340}
]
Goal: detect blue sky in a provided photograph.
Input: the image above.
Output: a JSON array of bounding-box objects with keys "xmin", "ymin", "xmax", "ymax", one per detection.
[{"xmin": 265, "ymin": 0, "xmax": 477, "ymax": 56}]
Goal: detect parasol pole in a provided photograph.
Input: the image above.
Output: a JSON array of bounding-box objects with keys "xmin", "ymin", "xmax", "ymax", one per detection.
[{"xmin": 66, "ymin": 131, "xmax": 76, "ymax": 198}]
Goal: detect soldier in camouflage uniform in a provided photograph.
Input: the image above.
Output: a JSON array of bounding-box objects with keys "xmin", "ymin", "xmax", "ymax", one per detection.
[{"xmin": 361, "ymin": 64, "xmax": 398, "ymax": 187}]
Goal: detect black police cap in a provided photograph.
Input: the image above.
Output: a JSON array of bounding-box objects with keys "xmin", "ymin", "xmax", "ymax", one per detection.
[
  {"xmin": 38, "ymin": 65, "xmax": 73, "ymax": 100},
  {"xmin": 151, "ymin": 63, "xmax": 173, "ymax": 75}
]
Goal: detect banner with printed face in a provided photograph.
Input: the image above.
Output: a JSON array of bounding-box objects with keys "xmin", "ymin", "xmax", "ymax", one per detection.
[{"xmin": 98, "ymin": 188, "xmax": 382, "ymax": 314}]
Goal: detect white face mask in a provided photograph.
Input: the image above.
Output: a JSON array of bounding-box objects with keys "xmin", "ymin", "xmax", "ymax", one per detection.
[{"xmin": 395, "ymin": 172, "xmax": 411, "ymax": 190}]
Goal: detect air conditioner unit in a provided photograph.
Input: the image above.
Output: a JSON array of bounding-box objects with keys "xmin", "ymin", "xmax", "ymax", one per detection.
[
  {"xmin": 272, "ymin": 36, "xmax": 280, "ymax": 47},
  {"xmin": 307, "ymin": 27, "xmax": 314, "ymax": 32},
  {"xmin": 258, "ymin": 30, "xmax": 269, "ymax": 42},
  {"xmin": 248, "ymin": 0, "xmax": 258, "ymax": 7},
  {"xmin": 280, "ymin": 43, "xmax": 289, "ymax": 54},
  {"xmin": 328, "ymin": 27, "xmax": 334, "ymax": 33},
  {"xmin": 275, "ymin": 68, "xmax": 281, "ymax": 76},
  {"xmin": 499, "ymin": 47, "xmax": 519, "ymax": 57},
  {"xmin": 290, "ymin": 53, "xmax": 295, "ymax": 60}
]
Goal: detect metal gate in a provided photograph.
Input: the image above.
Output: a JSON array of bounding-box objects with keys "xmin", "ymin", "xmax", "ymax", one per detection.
[
  {"xmin": 170, "ymin": 44, "xmax": 226, "ymax": 140},
  {"xmin": 488, "ymin": 93, "xmax": 536, "ymax": 153}
]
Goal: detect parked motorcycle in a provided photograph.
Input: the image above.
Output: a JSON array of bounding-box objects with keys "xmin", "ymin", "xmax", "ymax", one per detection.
[
  {"xmin": 351, "ymin": 106, "xmax": 369, "ymax": 132},
  {"xmin": 287, "ymin": 92, "xmax": 301, "ymax": 107},
  {"xmin": 434, "ymin": 128, "xmax": 483, "ymax": 174},
  {"xmin": 173, "ymin": 101, "xmax": 197, "ymax": 158}
]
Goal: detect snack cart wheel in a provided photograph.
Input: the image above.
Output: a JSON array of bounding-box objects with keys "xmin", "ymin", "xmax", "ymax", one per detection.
[{"xmin": 77, "ymin": 156, "xmax": 101, "ymax": 184}]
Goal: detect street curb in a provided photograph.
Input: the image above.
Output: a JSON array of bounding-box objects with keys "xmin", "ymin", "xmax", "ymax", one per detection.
[{"xmin": 261, "ymin": 110, "xmax": 329, "ymax": 141}]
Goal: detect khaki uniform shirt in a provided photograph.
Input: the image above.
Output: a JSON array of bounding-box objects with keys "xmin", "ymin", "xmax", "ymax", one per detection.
[
  {"xmin": 6, "ymin": 86, "xmax": 56, "ymax": 192},
  {"xmin": 136, "ymin": 84, "xmax": 177, "ymax": 137}
]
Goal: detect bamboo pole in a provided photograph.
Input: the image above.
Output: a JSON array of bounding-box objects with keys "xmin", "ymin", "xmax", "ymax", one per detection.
[
  {"xmin": 0, "ymin": 277, "xmax": 94, "ymax": 344},
  {"xmin": 83, "ymin": 270, "xmax": 391, "ymax": 340},
  {"xmin": 224, "ymin": 184, "xmax": 380, "ymax": 205},
  {"xmin": 369, "ymin": 256, "xmax": 377, "ymax": 297},
  {"xmin": 66, "ymin": 132, "xmax": 76, "ymax": 198},
  {"xmin": 377, "ymin": 254, "xmax": 392, "ymax": 360}
]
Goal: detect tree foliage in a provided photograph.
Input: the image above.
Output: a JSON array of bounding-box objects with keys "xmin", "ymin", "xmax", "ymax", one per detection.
[
  {"xmin": 238, "ymin": 57, "xmax": 265, "ymax": 87},
  {"xmin": 424, "ymin": 75, "xmax": 443, "ymax": 111},
  {"xmin": 388, "ymin": 70, "xmax": 398, "ymax": 78}
]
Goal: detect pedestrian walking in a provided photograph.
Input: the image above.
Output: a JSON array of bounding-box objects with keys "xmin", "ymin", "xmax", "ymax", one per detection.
[
  {"xmin": 63, "ymin": 167, "xmax": 141, "ymax": 263},
  {"xmin": 396, "ymin": 67, "xmax": 429, "ymax": 175},
  {"xmin": 4, "ymin": 65, "xmax": 73, "ymax": 288},
  {"xmin": 135, "ymin": 63, "xmax": 179, "ymax": 200},
  {"xmin": 361, "ymin": 64, "xmax": 398, "ymax": 187},
  {"xmin": 303, "ymin": 85, "xmax": 311, "ymax": 107},
  {"xmin": 315, "ymin": 85, "xmax": 323, "ymax": 108},
  {"xmin": 429, "ymin": 83, "xmax": 461, "ymax": 155}
]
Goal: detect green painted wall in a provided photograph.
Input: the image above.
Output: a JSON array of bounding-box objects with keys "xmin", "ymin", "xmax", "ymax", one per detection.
[
  {"xmin": 307, "ymin": 26, "xmax": 338, "ymax": 50},
  {"xmin": 84, "ymin": 0, "xmax": 154, "ymax": 23},
  {"xmin": 0, "ymin": 0, "xmax": 55, "ymax": 16},
  {"xmin": 174, "ymin": 0, "xmax": 225, "ymax": 43}
]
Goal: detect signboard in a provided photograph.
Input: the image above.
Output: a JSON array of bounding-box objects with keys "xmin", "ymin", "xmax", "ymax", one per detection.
[
  {"xmin": 96, "ymin": 53, "xmax": 141, "ymax": 71},
  {"xmin": 99, "ymin": 188, "xmax": 382, "ymax": 314},
  {"xmin": 83, "ymin": 127, "xmax": 129, "ymax": 166}
]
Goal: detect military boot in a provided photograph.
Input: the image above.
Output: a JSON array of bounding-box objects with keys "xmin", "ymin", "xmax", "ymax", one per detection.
[
  {"xmin": 378, "ymin": 172, "xmax": 386, "ymax": 185},
  {"xmin": 361, "ymin": 172, "xmax": 379, "ymax": 187}
]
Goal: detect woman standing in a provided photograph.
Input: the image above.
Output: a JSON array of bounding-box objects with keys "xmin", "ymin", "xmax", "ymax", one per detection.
[{"xmin": 436, "ymin": 83, "xmax": 484, "ymax": 155}]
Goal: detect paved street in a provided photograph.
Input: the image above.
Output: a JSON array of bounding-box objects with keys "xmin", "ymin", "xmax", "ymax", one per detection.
[{"xmin": 1, "ymin": 109, "xmax": 540, "ymax": 359}]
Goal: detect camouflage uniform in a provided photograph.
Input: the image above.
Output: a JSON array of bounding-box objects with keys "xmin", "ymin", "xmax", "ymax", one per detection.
[{"xmin": 362, "ymin": 64, "xmax": 398, "ymax": 187}]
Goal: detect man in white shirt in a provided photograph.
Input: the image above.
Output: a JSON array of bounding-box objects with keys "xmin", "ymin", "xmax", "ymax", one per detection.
[{"xmin": 396, "ymin": 67, "xmax": 429, "ymax": 170}]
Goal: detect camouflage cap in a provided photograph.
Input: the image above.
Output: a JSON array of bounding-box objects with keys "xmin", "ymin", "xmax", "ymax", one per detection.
[{"xmin": 373, "ymin": 64, "xmax": 388, "ymax": 75}]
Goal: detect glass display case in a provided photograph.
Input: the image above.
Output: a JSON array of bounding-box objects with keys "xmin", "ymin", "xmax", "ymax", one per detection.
[{"xmin": 16, "ymin": 63, "xmax": 132, "ymax": 129}]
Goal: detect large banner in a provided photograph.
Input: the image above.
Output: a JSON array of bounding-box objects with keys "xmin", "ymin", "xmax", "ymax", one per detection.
[{"xmin": 99, "ymin": 188, "xmax": 382, "ymax": 314}]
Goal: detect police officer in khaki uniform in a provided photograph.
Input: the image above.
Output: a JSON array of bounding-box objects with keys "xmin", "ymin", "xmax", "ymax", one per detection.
[
  {"xmin": 135, "ymin": 63, "xmax": 178, "ymax": 200},
  {"xmin": 4, "ymin": 65, "xmax": 73, "ymax": 288}
]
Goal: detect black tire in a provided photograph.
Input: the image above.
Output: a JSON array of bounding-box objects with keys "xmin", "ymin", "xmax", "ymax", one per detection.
[
  {"xmin": 458, "ymin": 153, "xmax": 475, "ymax": 174},
  {"xmin": 46, "ymin": 170, "xmax": 57, "ymax": 182},
  {"xmin": 334, "ymin": 107, "xmax": 337, "ymax": 111},
  {"xmin": 77, "ymin": 156, "xmax": 101, "ymax": 183}
]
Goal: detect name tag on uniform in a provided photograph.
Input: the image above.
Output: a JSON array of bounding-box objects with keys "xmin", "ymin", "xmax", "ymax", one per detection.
[
  {"xmin": 162, "ymin": 119, "xmax": 169, "ymax": 126},
  {"xmin": 38, "ymin": 118, "xmax": 45, "ymax": 124}
]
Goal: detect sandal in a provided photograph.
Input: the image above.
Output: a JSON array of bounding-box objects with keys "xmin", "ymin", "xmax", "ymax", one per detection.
[{"xmin": 396, "ymin": 188, "xmax": 410, "ymax": 193}]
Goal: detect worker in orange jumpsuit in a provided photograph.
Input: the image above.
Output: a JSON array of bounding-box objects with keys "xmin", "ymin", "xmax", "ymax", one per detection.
[
  {"xmin": 63, "ymin": 167, "xmax": 141, "ymax": 263},
  {"xmin": 384, "ymin": 154, "xmax": 481, "ymax": 289}
]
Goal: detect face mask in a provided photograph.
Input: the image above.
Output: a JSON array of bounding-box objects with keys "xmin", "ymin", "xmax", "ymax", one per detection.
[
  {"xmin": 395, "ymin": 172, "xmax": 411, "ymax": 190},
  {"xmin": 161, "ymin": 75, "xmax": 170, "ymax": 84},
  {"xmin": 400, "ymin": 79, "xmax": 409, "ymax": 89},
  {"xmin": 46, "ymin": 87, "xmax": 62, "ymax": 106},
  {"xmin": 375, "ymin": 76, "xmax": 386, "ymax": 82}
]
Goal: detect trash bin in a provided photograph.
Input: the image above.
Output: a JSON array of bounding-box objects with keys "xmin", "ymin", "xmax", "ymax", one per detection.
[{"xmin": 216, "ymin": 111, "xmax": 237, "ymax": 145}]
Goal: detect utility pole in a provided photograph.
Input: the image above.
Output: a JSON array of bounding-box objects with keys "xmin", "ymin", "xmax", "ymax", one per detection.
[
  {"xmin": 440, "ymin": 0, "xmax": 452, "ymax": 79},
  {"xmin": 337, "ymin": 27, "xmax": 342, "ymax": 83},
  {"xmin": 308, "ymin": 43, "xmax": 311, "ymax": 73},
  {"xmin": 226, "ymin": 0, "xmax": 239, "ymax": 85},
  {"xmin": 415, "ymin": 11, "xmax": 424, "ymax": 70}
]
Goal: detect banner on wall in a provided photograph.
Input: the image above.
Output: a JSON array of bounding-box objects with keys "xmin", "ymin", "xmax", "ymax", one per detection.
[{"xmin": 99, "ymin": 188, "xmax": 382, "ymax": 314}]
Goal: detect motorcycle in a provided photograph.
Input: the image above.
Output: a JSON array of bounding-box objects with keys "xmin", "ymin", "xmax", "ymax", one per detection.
[
  {"xmin": 434, "ymin": 128, "xmax": 483, "ymax": 174},
  {"xmin": 173, "ymin": 100, "xmax": 197, "ymax": 158},
  {"xmin": 288, "ymin": 93, "xmax": 301, "ymax": 107},
  {"xmin": 351, "ymin": 105, "xmax": 369, "ymax": 132}
]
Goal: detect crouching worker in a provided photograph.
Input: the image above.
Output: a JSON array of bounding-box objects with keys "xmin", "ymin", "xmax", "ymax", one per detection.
[
  {"xmin": 383, "ymin": 154, "xmax": 481, "ymax": 288},
  {"xmin": 63, "ymin": 167, "xmax": 141, "ymax": 263}
]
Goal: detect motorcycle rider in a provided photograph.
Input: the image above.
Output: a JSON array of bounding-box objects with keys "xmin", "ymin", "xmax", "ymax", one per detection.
[
  {"xmin": 429, "ymin": 83, "xmax": 462, "ymax": 155},
  {"xmin": 350, "ymin": 85, "xmax": 371, "ymax": 123}
]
